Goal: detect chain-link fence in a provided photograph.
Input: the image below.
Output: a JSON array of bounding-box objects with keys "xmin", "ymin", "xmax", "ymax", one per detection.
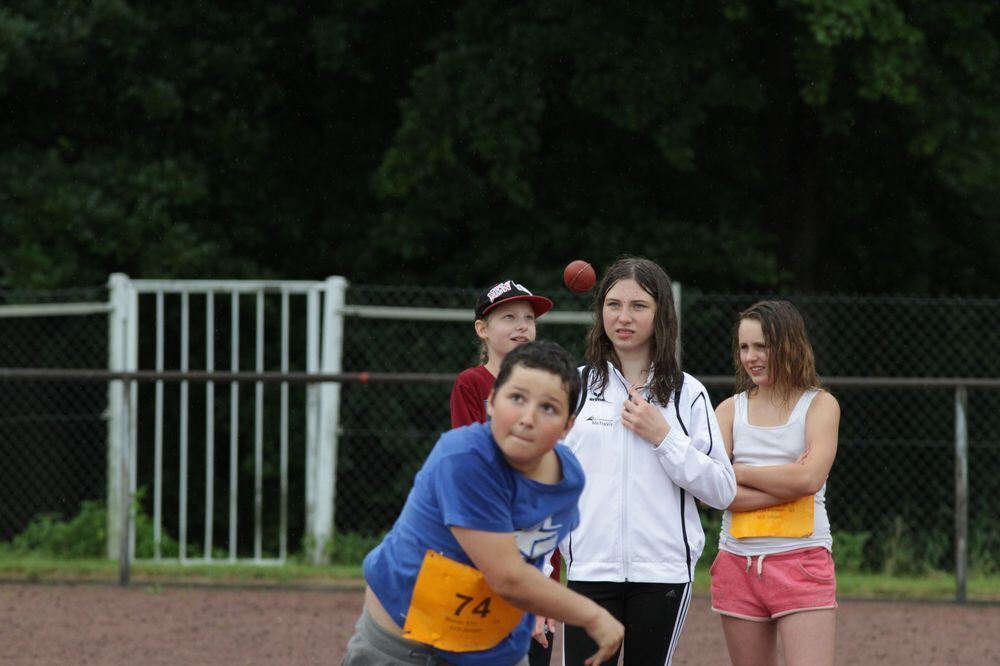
[
  {"xmin": 0, "ymin": 287, "xmax": 109, "ymax": 541},
  {"xmin": 2, "ymin": 283, "xmax": 999, "ymax": 582},
  {"xmin": 336, "ymin": 287, "xmax": 1000, "ymax": 579},
  {"xmin": 682, "ymin": 292, "xmax": 1000, "ymax": 577}
]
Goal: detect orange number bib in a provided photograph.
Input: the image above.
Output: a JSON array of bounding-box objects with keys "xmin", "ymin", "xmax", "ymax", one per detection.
[
  {"xmin": 402, "ymin": 550, "xmax": 524, "ymax": 652},
  {"xmin": 731, "ymin": 495, "xmax": 815, "ymax": 538}
]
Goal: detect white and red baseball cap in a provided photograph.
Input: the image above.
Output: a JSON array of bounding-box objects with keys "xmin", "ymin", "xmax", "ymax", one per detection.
[{"xmin": 474, "ymin": 279, "xmax": 553, "ymax": 320}]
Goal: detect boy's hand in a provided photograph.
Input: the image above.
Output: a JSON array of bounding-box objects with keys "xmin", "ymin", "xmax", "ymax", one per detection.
[
  {"xmin": 621, "ymin": 387, "xmax": 670, "ymax": 446},
  {"xmin": 531, "ymin": 616, "xmax": 555, "ymax": 647},
  {"xmin": 583, "ymin": 609, "xmax": 624, "ymax": 665}
]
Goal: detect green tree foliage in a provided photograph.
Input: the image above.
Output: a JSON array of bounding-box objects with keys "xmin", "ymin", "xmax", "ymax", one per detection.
[
  {"xmin": 375, "ymin": 0, "xmax": 1000, "ymax": 292},
  {"xmin": 0, "ymin": 1, "xmax": 454, "ymax": 289},
  {"xmin": 0, "ymin": 1, "xmax": 997, "ymax": 294},
  {"xmin": 1, "ymin": 2, "xmax": 219, "ymax": 288}
]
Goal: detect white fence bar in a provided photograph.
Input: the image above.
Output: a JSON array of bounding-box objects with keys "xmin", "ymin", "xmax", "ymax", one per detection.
[
  {"xmin": 228, "ymin": 292, "xmax": 240, "ymax": 561},
  {"xmin": 254, "ymin": 290, "xmax": 265, "ymax": 562},
  {"xmin": 205, "ymin": 293, "xmax": 215, "ymax": 559},
  {"xmin": 179, "ymin": 292, "xmax": 190, "ymax": 562},
  {"xmin": 154, "ymin": 292, "xmax": 164, "ymax": 560},
  {"xmin": 305, "ymin": 288, "xmax": 320, "ymax": 561},
  {"xmin": 280, "ymin": 289, "xmax": 290, "ymax": 561},
  {"xmin": 0, "ymin": 302, "xmax": 111, "ymax": 317},
  {"xmin": 127, "ymin": 284, "xmax": 139, "ymax": 563},
  {"xmin": 130, "ymin": 279, "xmax": 320, "ymax": 293}
]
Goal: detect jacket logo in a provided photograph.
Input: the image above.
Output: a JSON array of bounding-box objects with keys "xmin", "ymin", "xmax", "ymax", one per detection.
[{"xmin": 586, "ymin": 415, "xmax": 615, "ymax": 427}]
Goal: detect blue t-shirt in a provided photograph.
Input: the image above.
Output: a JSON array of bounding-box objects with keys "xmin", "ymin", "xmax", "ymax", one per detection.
[{"xmin": 363, "ymin": 422, "xmax": 585, "ymax": 666}]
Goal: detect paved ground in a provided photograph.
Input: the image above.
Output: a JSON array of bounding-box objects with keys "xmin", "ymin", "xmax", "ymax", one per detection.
[{"xmin": 0, "ymin": 583, "xmax": 996, "ymax": 664}]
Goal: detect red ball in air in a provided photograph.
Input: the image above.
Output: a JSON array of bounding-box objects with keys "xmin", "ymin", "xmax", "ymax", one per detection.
[{"xmin": 563, "ymin": 260, "xmax": 597, "ymax": 293}]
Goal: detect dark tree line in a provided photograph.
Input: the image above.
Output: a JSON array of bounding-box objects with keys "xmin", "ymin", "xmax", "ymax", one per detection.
[{"xmin": 1, "ymin": 1, "xmax": 997, "ymax": 295}]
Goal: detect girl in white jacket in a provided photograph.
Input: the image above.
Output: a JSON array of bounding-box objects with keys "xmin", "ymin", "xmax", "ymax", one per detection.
[{"xmin": 559, "ymin": 256, "xmax": 736, "ymax": 665}]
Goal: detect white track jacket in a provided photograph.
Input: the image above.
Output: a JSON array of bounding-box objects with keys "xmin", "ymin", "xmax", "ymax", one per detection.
[{"xmin": 560, "ymin": 364, "xmax": 736, "ymax": 583}]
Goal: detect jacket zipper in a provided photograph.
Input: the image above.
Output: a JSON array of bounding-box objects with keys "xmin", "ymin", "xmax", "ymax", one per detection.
[{"xmin": 619, "ymin": 370, "xmax": 630, "ymax": 581}]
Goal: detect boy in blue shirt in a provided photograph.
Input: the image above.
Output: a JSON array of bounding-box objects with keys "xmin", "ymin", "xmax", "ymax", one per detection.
[{"xmin": 343, "ymin": 341, "xmax": 623, "ymax": 666}]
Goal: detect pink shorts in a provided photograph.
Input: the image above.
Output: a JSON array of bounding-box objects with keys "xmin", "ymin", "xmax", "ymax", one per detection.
[{"xmin": 710, "ymin": 547, "xmax": 837, "ymax": 621}]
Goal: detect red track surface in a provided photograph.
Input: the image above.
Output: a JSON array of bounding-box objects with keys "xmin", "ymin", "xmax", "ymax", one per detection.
[{"xmin": 0, "ymin": 584, "xmax": 996, "ymax": 665}]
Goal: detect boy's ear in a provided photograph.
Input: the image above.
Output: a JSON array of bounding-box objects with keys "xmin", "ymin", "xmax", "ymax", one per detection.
[
  {"xmin": 560, "ymin": 414, "xmax": 576, "ymax": 439},
  {"xmin": 485, "ymin": 388, "xmax": 496, "ymax": 418}
]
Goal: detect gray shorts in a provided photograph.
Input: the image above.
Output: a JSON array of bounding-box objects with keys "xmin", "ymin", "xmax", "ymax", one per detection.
[{"xmin": 341, "ymin": 607, "xmax": 529, "ymax": 666}]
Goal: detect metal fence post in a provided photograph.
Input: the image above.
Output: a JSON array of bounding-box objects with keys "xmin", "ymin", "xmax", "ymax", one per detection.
[
  {"xmin": 309, "ymin": 276, "xmax": 348, "ymax": 564},
  {"xmin": 119, "ymin": 378, "xmax": 132, "ymax": 586},
  {"xmin": 126, "ymin": 282, "xmax": 139, "ymax": 562},
  {"xmin": 106, "ymin": 273, "xmax": 128, "ymax": 559},
  {"xmin": 305, "ymin": 288, "xmax": 320, "ymax": 561},
  {"xmin": 954, "ymin": 385, "xmax": 968, "ymax": 603}
]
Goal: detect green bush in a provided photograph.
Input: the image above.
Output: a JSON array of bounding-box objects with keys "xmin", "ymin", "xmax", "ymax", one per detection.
[
  {"xmin": 832, "ymin": 530, "xmax": 870, "ymax": 573},
  {"xmin": 699, "ymin": 509, "xmax": 722, "ymax": 567},
  {"xmin": 8, "ymin": 491, "xmax": 183, "ymax": 559},
  {"xmin": 877, "ymin": 516, "xmax": 951, "ymax": 576},
  {"xmin": 11, "ymin": 500, "xmax": 106, "ymax": 558},
  {"xmin": 295, "ymin": 531, "xmax": 383, "ymax": 566},
  {"xmin": 12, "ymin": 497, "xmax": 982, "ymax": 579},
  {"xmin": 9, "ymin": 493, "xmax": 385, "ymax": 564},
  {"xmin": 970, "ymin": 517, "xmax": 999, "ymax": 575},
  {"xmin": 329, "ymin": 532, "xmax": 383, "ymax": 565}
]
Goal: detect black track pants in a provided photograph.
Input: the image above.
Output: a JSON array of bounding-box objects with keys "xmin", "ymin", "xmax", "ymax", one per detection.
[{"xmin": 562, "ymin": 580, "xmax": 691, "ymax": 666}]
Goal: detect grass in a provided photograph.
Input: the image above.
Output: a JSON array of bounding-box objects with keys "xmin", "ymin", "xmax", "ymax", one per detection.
[
  {"xmin": 3, "ymin": 503, "xmax": 997, "ymax": 601},
  {"xmin": 2, "ymin": 553, "xmax": 997, "ymax": 603},
  {"xmin": 0, "ymin": 553, "xmax": 363, "ymax": 588},
  {"xmin": 691, "ymin": 566, "xmax": 1000, "ymax": 602},
  {"xmin": 835, "ymin": 570, "xmax": 1000, "ymax": 602}
]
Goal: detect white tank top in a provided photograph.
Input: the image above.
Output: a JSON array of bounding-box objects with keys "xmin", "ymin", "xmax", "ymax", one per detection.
[{"xmin": 719, "ymin": 389, "xmax": 833, "ymax": 555}]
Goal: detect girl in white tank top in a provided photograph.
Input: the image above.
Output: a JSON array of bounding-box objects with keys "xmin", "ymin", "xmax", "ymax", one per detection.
[
  {"xmin": 711, "ymin": 301, "xmax": 841, "ymax": 666},
  {"xmin": 719, "ymin": 389, "xmax": 832, "ymax": 555}
]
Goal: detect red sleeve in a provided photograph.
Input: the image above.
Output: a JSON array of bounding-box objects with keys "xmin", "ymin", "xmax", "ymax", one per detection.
[
  {"xmin": 548, "ymin": 550, "xmax": 561, "ymax": 582},
  {"xmin": 450, "ymin": 373, "xmax": 483, "ymax": 427}
]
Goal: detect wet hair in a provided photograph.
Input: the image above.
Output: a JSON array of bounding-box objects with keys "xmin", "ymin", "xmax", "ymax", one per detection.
[
  {"xmin": 477, "ymin": 311, "xmax": 493, "ymax": 364},
  {"xmin": 733, "ymin": 300, "xmax": 822, "ymax": 401},
  {"xmin": 583, "ymin": 256, "xmax": 681, "ymax": 405},
  {"xmin": 493, "ymin": 340, "xmax": 581, "ymax": 418},
  {"xmin": 478, "ymin": 336, "xmax": 489, "ymax": 364}
]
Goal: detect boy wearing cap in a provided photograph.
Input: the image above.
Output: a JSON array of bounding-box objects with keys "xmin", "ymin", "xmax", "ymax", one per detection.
[{"xmin": 450, "ymin": 279, "xmax": 554, "ymax": 428}]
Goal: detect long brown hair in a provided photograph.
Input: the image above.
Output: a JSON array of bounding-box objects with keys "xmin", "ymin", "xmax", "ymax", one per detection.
[
  {"xmin": 584, "ymin": 256, "xmax": 681, "ymax": 405},
  {"xmin": 733, "ymin": 300, "xmax": 821, "ymax": 402}
]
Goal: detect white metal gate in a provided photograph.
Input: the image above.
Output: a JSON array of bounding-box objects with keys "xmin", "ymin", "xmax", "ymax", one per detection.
[{"xmin": 106, "ymin": 274, "xmax": 347, "ymax": 564}]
